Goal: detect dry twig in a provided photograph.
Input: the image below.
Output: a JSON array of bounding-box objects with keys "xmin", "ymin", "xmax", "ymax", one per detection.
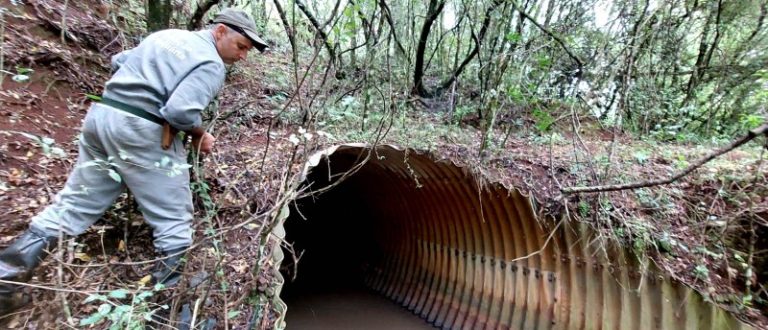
[{"xmin": 563, "ymin": 124, "xmax": 768, "ymax": 194}]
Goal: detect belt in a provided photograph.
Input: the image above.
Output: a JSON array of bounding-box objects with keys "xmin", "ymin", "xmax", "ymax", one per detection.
[
  {"xmin": 88, "ymin": 95, "xmax": 177, "ymax": 150},
  {"xmin": 96, "ymin": 96, "xmax": 165, "ymax": 126}
]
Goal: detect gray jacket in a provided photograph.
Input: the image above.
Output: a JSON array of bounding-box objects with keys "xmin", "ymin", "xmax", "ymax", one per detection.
[{"xmin": 105, "ymin": 29, "xmax": 226, "ymax": 131}]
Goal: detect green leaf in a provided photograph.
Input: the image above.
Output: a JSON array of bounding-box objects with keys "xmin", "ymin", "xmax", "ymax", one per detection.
[
  {"xmin": 11, "ymin": 74, "xmax": 29, "ymax": 82},
  {"xmin": 344, "ymin": 21, "xmax": 356, "ymax": 32},
  {"xmin": 505, "ymin": 86, "xmax": 524, "ymax": 102},
  {"xmin": 633, "ymin": 151, "xmax": 649, "ymax": 164},
  {"xmin": 113, "ymin": 305, "xmax": 131, "ymax": 314},
  {"xmin": 79, "ymin": 312, "xmax": 106, "ymax": 326},
  {"xmin": 84, "ymin": 294, "xmax": 107, "ymax": 303},
  {"xmin": 136, "ymin": 290, "xmax": 154, "ymax": 301},
  {"xmin": 693, "ymin": 265, "xmax": 709, "ymax": 279},
  {"xmin": 51, "ymin": 147, "xmax": 67, "ymax": 158},
  {"xmin": 98, "ymin": 303, "xmax": 113, "ymax": 315},
  {"xmin": 86, "ymin": 94, "xmax": 102, "ymax": 101},
  {"xmin": 536, "ymin": 55, "xmax": 551, "ymax": 68},
  {"xmin": 108, "ymin": 289, "xmax": 130, "ymax": 299},
  {"xmin": 577, "ymin": 201, "xmax": 589, "ymax": 217},
  {"xmin": 15, "ymin": 67, "xmax": 34, "ymax": 74},
  {"xmin": 278, "ymin": 204, "xmax": 290, "ymax": 220},
  {"xmin": 107, "ymin": 169, "xmax": 121, "ymax": 183},
  {"xmin": 532, "ymin": 108, "xmax": 554, "ymax": 132},
  {"xmin": 504, "ymin": 32, "xmax": 521, "ymax": 42},
  {"xmin": 656, "ymin": 233, "xmax": 673, "ymax": 253},
  {"xmin": 227, "ymin": 310, "xmax": 241, "ymax": 319},
  {"xmin": 342, "ymin": 6, "xmax": 354, "ymax": 18}
]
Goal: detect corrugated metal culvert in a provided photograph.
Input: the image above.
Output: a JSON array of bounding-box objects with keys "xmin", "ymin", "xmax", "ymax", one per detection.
[{"xmin": 270, "ymin": 144, "xmax": 751, "ymax": 329}]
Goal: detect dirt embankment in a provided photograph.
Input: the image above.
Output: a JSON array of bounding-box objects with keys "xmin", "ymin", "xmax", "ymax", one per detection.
[{"xmin": 1, "ymin": 0, "xmax": 118, "ymax": 235}]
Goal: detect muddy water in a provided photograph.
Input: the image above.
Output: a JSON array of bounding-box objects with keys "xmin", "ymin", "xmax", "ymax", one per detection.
[
  {"xmin": 282, "ymin": 171, "xmax": 435, "ymax": 329},
  {"xmin": 283, "ymin": 285, "xmax": 434, "ymax": 329}
]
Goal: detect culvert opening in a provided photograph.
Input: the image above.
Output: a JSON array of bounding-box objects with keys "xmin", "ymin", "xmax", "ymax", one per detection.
[
  {"xmin": 277, "ymin": 145, "xmax": 751, "ymax": 330},
  {"xmin": 280, "ymin": 148, "xmax": 431, "ymax": 328},
  {"xmin": 281, "ymin": 159, "xmax": 382, "ymax": 293}
]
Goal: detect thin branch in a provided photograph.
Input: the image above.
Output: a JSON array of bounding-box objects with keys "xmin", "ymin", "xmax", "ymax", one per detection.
[
  {"xmin": 562, "ymin": 124, "xmax": 768, "ymax": 194},
  {"xmin": 295, "ymin": 0, "xmax": 337, "ymax": 63},
  {"xmin": 512, "ymin": 0, "xmax": 583, "ymax": 70},
  {"xmin": 378, "ymin": 0, "xmax": 408, "ymax": 61},
  {"xmin": 321, "ymin": 0, "xmax": 343, "ymax": 30},
  {"xmin": 432, "ymin": 0, "xmax": 504, "ymax": 96},
  {"xmin": 272, "ymin": 0, "xmax": 296, "ymax": 55}
]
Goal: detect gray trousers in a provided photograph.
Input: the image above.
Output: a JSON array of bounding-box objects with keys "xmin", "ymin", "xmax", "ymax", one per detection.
[{"xmin": 30, "ymin": 103, "xmax": 193, "ymax": 252}]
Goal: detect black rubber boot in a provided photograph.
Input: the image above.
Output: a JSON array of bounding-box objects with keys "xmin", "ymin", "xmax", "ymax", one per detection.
[
  {"xmin": 150, "ymin": 247, "xmax": 187, "ymax": 287},
  {"xmin": 0, "ymin": 227, "xmax": 58, "ymax": 316}
]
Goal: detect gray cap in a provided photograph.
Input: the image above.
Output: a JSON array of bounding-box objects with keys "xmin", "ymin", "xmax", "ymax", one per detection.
[{"xmin": 212, "ymin": 8, "xmax": 268, "ymax": 52}]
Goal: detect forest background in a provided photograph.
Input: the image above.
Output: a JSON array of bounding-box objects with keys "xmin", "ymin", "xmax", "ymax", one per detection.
[{"xmin": 0, "ymin": 0, "xmax": 766, "ymax": 328}]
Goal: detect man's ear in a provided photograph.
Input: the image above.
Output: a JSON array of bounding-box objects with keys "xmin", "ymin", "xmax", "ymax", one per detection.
[{"xmin": 213, "ymin": 24, "xmax": 227, "ymax": 39}]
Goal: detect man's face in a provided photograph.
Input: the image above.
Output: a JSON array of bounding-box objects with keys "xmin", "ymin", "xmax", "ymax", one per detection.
[{"xmin": 214, "ymin": 25, "xmax": 254, "ymax": 64}]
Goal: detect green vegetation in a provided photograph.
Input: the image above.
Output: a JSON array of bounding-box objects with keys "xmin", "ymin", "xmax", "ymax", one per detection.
[
  {"xmin": 80, "ymin": 285, "xmax": 167, "ymax": 329},
  {"xmin": 1, "ymin": 0, "xmax": 765, "ymax": 327}
]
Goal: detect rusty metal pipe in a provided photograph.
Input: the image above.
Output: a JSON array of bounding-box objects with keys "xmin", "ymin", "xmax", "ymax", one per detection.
[{"xmin": 274, "ymin": 145, "xmax": 753, "ymax": 330}]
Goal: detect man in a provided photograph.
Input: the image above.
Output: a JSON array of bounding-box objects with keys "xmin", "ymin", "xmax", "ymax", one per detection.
[{"xmin": 0, "ymin": 8, "xmax": 267, "ymax": 314}]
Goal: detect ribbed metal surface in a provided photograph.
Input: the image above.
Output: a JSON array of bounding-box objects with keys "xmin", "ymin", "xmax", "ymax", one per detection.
[{"xmin": 274, "ymin": 144, "xmax": 751, "ymax": 329}]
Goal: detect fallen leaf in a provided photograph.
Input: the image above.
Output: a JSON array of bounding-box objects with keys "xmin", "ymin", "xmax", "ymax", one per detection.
[
  {"xmin": 6, "ymin": 314, "xmax": 20, "ymax": 328},
  {"xmin": 230, "ymin": 259, "xmax": 250, "ymax": 274},
  {"xmin": 75, "ymin": 252, "xmax": 91, "ymax": 262},
  {"xmin": 138, "ymin": 275, "xmax": 152, "ymax": 287}
]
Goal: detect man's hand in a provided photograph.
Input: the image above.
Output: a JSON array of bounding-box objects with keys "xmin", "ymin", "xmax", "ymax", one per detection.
[{"xmin": 191, "ymin": 132, "xmax": 215, "ymax": 154}]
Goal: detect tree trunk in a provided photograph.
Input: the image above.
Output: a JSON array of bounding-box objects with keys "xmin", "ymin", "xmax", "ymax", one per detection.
[
  {"xmin": 434, "ymin": 0, "xmax": 503, "ymax": 95},
  {"xmin": 412, "ymin": 0, "xmax": 446, "ymax": 97},
  {"xmin": 617, "ymin": 0, "xmax": 651, "ymax": 122},
  {"xmin": 295, "ymin": 0, "xmax": 338, "ymax": 65},
  {"xmin": 377, "ymin": 0, "xmax": 408, "ymax": 62},
  {"xmin": 349, "ymin": 16, "xmax": 358, "ymax": 69},
  {"xmin": 187, "ymin": 0, "xmax": 221, "ymax": 30},
  {"xmin": 146, "ymin": 0, "xmax": 173, "ymax": 32},
  {"xmin": 682, "ymin": 2, "xmax": 715, "ymax": 106},
  {"xmin": 273, "ymin": 0, "xmax": 296, "ymax": 55}
]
